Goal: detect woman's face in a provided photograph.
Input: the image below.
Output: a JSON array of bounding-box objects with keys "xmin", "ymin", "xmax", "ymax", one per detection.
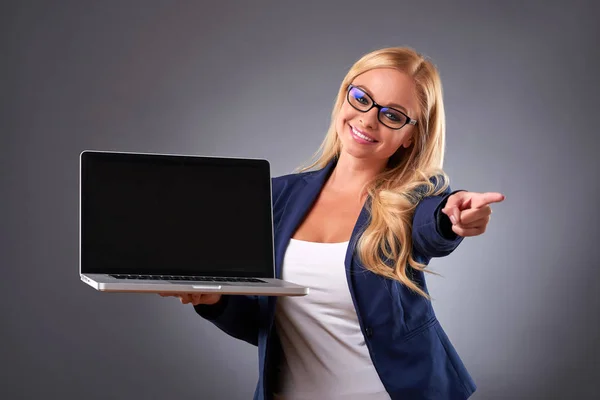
[{"xmin": 335, "ymin": 68, "xmax": 420, "ymax": 165}]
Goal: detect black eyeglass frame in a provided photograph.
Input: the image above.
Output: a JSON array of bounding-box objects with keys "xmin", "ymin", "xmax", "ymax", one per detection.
[{"xmin": 346, "ymin": 84, "xmax": 418, "ymax": 130}]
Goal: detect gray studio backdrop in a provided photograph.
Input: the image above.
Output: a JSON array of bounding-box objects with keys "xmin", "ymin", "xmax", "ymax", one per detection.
[{"xmin": 3, "ymin": 0, "xmax": 599, "ymax": 399}]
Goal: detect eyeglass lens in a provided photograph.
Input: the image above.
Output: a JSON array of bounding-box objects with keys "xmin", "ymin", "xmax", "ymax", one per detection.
[{"xmin": 347, "ymin": 86, "xmax": 408, "ymax": 129}]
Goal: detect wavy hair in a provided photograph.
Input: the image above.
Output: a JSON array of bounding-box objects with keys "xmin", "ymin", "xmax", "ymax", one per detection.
[{"xmin": 299, "ymin": 47, "xmax": 450, "ymax": 298}]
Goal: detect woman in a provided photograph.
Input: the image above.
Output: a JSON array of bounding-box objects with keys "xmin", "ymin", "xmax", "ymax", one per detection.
[{"xmin": 163, "ymin": 47, "xmax": 504, "ymax": 399}]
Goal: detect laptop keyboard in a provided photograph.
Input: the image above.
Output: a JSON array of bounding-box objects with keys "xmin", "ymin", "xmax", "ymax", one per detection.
[{"xmin": 108, "ymin": 274, "xmax": 266, "ymax": 283}]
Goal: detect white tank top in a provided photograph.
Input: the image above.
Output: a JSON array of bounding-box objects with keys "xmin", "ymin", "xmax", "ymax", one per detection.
[{"xmin": 273, "ymin": 238, "xmax": 390, "ymax": 400}]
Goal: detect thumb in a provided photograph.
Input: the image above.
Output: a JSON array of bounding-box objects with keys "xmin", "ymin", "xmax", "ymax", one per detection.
[
  {"xmin": 444, "ymin": 191, "xmax": 469, "ymax": 210},
  {"xmin": 442, "ymin": 205, "xmax": 461, "ymax": 225},
  {"xmin": 442, "ymin": 192, "xmax": 468, "ymax": 224}
]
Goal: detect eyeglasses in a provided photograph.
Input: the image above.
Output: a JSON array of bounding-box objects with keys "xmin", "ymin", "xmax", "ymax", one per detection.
[{"xmin": 346, "ymin": 84, "xmax": 418, "ymax": 130}]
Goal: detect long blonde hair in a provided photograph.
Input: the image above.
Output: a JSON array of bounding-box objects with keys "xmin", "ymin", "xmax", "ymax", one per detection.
[{"xmin": 299, "ymin": 47, "xmax": 450, "ymax": 299}]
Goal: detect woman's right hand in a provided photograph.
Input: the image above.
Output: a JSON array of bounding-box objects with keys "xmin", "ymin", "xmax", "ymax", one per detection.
[{"xmin": 159, "ymin": 292, "xmax": 222, "ymax": 306}]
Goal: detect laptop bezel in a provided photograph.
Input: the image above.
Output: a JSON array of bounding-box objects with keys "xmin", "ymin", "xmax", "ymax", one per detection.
[{"xmin": 79, "ymin": 149, "xmax": 276, "ymax": 279}]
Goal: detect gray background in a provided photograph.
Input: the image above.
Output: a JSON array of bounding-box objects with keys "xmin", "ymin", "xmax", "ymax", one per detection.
[{"xmin": 3, "ymin": 0, "xmax": 599, "ymax": 399}]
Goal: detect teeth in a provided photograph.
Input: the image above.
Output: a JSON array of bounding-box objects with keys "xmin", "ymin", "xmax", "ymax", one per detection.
[{"xmin": 352, "ymin": 127, "xmax": 375, "ymax": 142}]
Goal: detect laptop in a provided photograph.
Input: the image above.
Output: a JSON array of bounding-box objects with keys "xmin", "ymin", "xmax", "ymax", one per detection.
[{"xmin": 79, "ymin": 150, "xmax": 308, "ymax": 296}]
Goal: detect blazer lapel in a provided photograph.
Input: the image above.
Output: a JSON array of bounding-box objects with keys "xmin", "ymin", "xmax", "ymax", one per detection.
[
  {"xmin": 345, "ymin": 200, "xmax": 371, "ymax": 266},
  {"xmin": 344, "ymin": 198, "xmax": 372, "ymax": 321}
]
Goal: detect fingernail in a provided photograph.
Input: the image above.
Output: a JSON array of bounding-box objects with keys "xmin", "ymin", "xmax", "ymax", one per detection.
[{"xmin": 450, "ymin": 215, "xmax": 457, "ymax": 225}]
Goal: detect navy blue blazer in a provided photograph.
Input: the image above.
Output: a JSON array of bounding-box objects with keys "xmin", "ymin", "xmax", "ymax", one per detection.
[{"xmin": 195, "ymin": 160, "xmax": 477, "ymax": 400}]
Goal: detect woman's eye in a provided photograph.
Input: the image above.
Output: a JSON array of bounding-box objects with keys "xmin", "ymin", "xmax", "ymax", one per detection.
[
  {"xmin": 355, "ymin": 96, "xmax": 369, "ymax": 105},
  {"xmin": 384, "ymin": 112, "xmax": 398, "ymax": 121},
  {"xmin": 384, "ymin": 111, "xmax": 403, "ymax": 122}
]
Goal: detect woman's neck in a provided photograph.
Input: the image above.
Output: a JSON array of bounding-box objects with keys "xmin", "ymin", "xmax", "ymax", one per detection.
[{"xmin": 325, "ymin": 152, "xmax": 386, "ymax": 196}]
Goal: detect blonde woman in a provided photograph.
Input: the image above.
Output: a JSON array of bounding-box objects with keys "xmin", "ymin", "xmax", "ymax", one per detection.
[{"xmin": 164, "ymin": 47, "xmax": 504, "ymax": 399}]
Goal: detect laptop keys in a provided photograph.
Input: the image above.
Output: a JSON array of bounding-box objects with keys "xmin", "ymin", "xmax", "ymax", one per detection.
[{"xmin": 108, "ymin": 274, "xmax": 265, "ymax": 283}]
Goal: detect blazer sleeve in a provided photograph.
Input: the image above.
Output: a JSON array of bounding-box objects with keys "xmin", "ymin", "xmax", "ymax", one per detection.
[
  {"xmin": 412, "ymin": 183, "xmax": 466, "ymax": 259},
  {"xmin": 194, "ymin": 294, "xmax": 260, "ymax": 346},
  {"xmin": 192, "ymin": 176, "xmax": 288, "ymax": 346}
]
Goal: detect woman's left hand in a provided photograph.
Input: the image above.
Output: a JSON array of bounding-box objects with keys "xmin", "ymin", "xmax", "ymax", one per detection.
[{"xmin": 441, "ymin": 191, "xmax": 505, "ymax": 237}]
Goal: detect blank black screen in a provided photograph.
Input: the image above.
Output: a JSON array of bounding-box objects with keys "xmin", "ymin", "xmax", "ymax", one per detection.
[{"xmin": 80, "ymin": 151, "xmax": 274, "ymax": 277}]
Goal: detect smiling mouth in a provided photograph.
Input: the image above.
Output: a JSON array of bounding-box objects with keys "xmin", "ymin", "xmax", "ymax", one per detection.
[{"xmin": 350, "ymin": 125, "xmax": 378, "ymax": 142}]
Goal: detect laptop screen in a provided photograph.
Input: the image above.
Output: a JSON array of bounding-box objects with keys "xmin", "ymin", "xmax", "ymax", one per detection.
[{"xmin": 80, "ymin": 151, "xmax": 275, "ymax": 278}]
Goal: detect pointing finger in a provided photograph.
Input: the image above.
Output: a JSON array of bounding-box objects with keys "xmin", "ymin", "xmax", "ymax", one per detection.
[{"xmin": 472, "ymin": 192, "xmax": 505, "ymax": 209}]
